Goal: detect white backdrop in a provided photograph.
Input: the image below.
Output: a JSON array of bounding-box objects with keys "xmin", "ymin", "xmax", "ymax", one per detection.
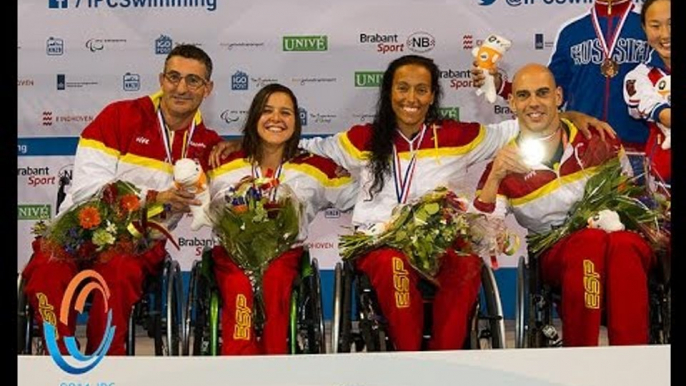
[{"xmin": 17, "ymin": 0, "xmax": 645, "ymax": 271}]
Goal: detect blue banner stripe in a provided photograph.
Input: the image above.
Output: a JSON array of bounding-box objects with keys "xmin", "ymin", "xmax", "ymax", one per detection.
[{"xmin": 17, "ymin": 134, "xmax": 333, "ymax": 156}]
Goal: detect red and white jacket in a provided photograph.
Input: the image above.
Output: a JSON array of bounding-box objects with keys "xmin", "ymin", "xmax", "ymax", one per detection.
[
  {"xmin": 207, "ymin": 150, "xmax": 357, "ymax": 242},
  {"xmin": 300, "ymin": 119, "xmax": 520, "ymax": 229},
  {"xmin": 61, "ymin": 92, "xmax": 222, "ymax": 231},
  {"xmin": 474, "ymin": 119, "xmax": 630, "ymax": 234}
]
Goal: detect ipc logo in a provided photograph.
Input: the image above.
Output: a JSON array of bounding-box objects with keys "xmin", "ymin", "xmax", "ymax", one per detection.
[{"xmin": 44, "ymin": 270, "xmax": 115, "ymax": 375}]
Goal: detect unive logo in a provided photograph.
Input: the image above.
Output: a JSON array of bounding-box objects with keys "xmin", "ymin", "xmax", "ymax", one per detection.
[
  {"xmin": 49, "ymin": 0, "xmax": 68, "ymax": 9},
  {"xmin": 478, "ymin": 0, "xmax": 497, "ymax": 5},
  {"xmin": 45, "ymin": 270, "xmax": 115, "ymax": 375},
  {"xmin": 439, "ymin": 107, "xmax": 460, "ymax": 121},
  {"xmin": 123, "ymin": 73, "xmax": 140, "ymax": 91},
  {"xmin": 283, "ymin": 35, "xmax": 328, "ymax": 52},
  {"xmin": 354, "ymin": 71, "xmax": 383, "ymax": 88},
  {"xmin": 155, "ymin": 35, "xmax": 173, "ymax": 55},
  {"xmin": 18, "ymin": 204, "xmax": 51, "ymax": 220},
  {"xmin": 47, "ymin": 37, "xmax": 64, "ymax": 56},
  {"xmin": 231, "ymin": 71, "xmax": 249, "ymax": 90}
]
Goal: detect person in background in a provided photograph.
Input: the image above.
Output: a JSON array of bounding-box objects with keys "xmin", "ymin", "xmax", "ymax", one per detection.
[
  {"xmin": 623, "ymin": 0, "xmax": 671, "ymax": 189},
  {"xmin": 472, "ymin": 0, "xmax": 651, "ymax": 175}
]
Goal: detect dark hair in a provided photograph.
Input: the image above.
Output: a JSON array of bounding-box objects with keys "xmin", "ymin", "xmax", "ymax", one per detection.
[
  {"xmin": 641, "ymin": 0, "xmax": 669, "ymax": 25},
  {"xmin": 367, "ymin": 54, "xmax": 442, "ymax": 198},
  {"xmin": 241, "ymin": 83, "xmax": 302, "ymax": 163},
  {"xmin": 164, "ymin": 44, "xmax": 214, "ymax": 80}
]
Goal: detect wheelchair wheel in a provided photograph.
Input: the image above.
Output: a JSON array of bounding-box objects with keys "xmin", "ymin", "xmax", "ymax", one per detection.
[
  {"xmin": 187, "ymin": 254, "xmax": 223, "ymax": 356},
  {"xmin": 515, "ymin": 255, "xmax": 528, "ymax": 348},
  {"xmin": 331, "ymin": 262, "xmax": 348, "ymax": 353},
  {"xmin": 472, "ymin": 263, "xmax": 506, "ymax": 349},
  {"xmin": 150, "ymin": 256, "xmax": 183, "ymax": 356},
  {"xmin": 290, "ymin": 256, "xmax": 326, "ymax": 354},
  {"xmin": 183, "ymin": 259, "xmax": 201, "ymax": 355},
  {"xmin": 161, "ymin": 257, "xmax": 183, "ymax": 355}
]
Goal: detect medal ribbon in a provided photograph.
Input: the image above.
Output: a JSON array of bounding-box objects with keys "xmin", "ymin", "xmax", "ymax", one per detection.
[
  {"xmin": 392, "ymin": 124, "xmax": 428, "ymax": 204},
  {"xmin": 157, "ymin": 109, "xmax": 197, "ymax": 165},
  {"xmin": 252, "ymin": 162, "xmax": 283, "ymax": 201},
  {"xmin": 591, "ymin": 3, "xmax": 633, "ymax": 64}
]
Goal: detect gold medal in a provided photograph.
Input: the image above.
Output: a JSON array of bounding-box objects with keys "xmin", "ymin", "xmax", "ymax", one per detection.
[{"xmin": 600, "ymin": 58, "xmax": 619, "ymax": 78}]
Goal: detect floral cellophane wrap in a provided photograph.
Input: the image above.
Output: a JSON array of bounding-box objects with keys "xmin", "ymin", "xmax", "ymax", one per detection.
[
  {"xmin": 208, "ymin": 175, "xmax": 302, "ymax": 330},
  {"xmin": 339, "ymin": 186, "xmax": 518, "ymax": 284}
]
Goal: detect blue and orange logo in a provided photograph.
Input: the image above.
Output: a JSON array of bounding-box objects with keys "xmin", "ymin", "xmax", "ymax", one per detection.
[{"xmin": 44, "ymin": 270, "xmax": 116, "ymax": 375}]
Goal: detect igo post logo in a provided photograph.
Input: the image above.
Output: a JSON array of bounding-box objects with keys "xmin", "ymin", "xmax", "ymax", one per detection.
[{"xmin": 44, "ymin": 270, "xmax": 115, "ymax": 375}]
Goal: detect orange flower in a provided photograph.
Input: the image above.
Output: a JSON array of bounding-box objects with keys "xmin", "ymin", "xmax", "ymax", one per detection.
[
  {"xmin": 120, "ymin": 194, "xmax": 141, "ymax": 213},
  {"xmin": 78, "ymin": 206, "xmax": 102, "ymax": 229}
]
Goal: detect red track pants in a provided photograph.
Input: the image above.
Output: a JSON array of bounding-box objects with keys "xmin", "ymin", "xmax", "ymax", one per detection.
[
  {"xmin": 212, "ymin": 246, "xmax": 302, "ymax": 355},
  {"xmin": 354, "ymin": 247, "xmax": 482, "ymax": 351},
  {"xmin": 22, "ymin": 238, "xmax": 166, "ymax": 355},
  {"xmin": 541, "ymin": 228, "xmax": 655, "ymax": 346}
]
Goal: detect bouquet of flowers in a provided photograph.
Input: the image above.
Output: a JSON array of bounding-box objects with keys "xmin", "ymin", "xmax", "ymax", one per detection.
[
  {"xmin": 209, "ymin": 174, "xmax": 302, "ymax": 330},
  {"xmin": 32, "ymin": 180, "xmax": 154, "ymax": 265},
  {"xmin": 339, "ymin": 187, "xmax": 518, "ymax": 283},
  {"xmin": 527, "ymin": 157, "xmax": 666, "ymax": 258}
]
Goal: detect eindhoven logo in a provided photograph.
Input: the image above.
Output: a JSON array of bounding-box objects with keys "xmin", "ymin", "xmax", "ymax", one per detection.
[
  {"xmin": 155, "ymin": 35, "xmax": 173, "ymax": 55},
  {"xmin": 45, "ymin": 270, "xmax": 115, "ymax": 375}
]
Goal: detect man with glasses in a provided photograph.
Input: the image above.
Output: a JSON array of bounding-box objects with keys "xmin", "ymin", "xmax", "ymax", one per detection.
[{"xmin": 21, "ymin": 44, "xmax": 222, "ymax": 355}]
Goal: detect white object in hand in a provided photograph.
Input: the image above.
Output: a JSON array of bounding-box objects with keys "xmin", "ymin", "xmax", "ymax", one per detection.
[
  {"xmin": 173, "ymin": 158, "xmax": 212, "ymax": 231},
  {"xmin": 587, "ymin": 209, "xmax": 625, "ymax": 232},
  {"xmin": 654, "ymin": 74, "xmax": 670, "ymax": 150},
  {"xmin": 472, "ymin": 34, "xmax": 512, "ymax": 103}
]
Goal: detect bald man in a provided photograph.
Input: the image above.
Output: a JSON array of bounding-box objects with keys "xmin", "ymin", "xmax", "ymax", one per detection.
[{"xmin": 473, "ymin": 63, "xmax": 655, "ymax": 347}]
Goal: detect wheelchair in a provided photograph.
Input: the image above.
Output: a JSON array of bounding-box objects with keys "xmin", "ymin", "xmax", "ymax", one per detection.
[
  {"xmin": 17, "ymin": 253, "xmax": 185, "ymax": 356},
  {"xmin": 331, "ymin": 258, "xmax": 506, "ymax": 352},
  {"xmin": 182, "ymin": 247, "xmax": 326, "ymax": 355},
  {"xmin": 514, "ymin": 249, "xmax": 671, "ymax": 348}
]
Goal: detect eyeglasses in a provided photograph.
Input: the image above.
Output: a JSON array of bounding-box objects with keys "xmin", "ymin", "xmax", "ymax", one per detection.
[{"xmin": 162, "ymin": 71, "xmax": 208, "ymax": 90}]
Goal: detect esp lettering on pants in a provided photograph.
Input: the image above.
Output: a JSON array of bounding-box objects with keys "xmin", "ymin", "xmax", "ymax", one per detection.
[
  {"xmin": 233, "ymin": 294, "xmax": 252, "ymax": 340},
  {"xmin": 583, "ymin": 260, "xmax": 601, "ymax": 309},
  {"xmin": 392, "ymin": 257, "xmax": 410, "ymax": 308},
  {"xmin": 37, "ymin": 292, "xmax": 59, "ymax": 339}
]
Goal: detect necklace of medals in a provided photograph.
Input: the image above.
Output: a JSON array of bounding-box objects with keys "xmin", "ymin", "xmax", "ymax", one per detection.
[
  {"xmin": 157, "ymin": 109, "xmax": 196, "ymax": 165},
  {"xmin": 392, "ymin": 124, "xmax": 429, "ymax": 204},
  {"xmin": 591, "ymin": 1, "xmax": 632, "ymax": 78}
]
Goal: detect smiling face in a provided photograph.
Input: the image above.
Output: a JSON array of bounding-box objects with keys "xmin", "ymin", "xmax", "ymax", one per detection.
[
  {"xmin": 509, "ymin": 64, "xmax": 563, "ymax": 137},
  {"xmin": 256, "ymin": 92, "xmax": 296, "ymax": 149},
  {"xmin": 158, "ymin": 56, "xmax": 213, "ymax": 122},
  {"xmin": 391, "ymin": 64, "xmax": 435, "ymax": 135},
  {"xmin": 643, "ymin": 0, "xmax": 671, "ymax": 65}
]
